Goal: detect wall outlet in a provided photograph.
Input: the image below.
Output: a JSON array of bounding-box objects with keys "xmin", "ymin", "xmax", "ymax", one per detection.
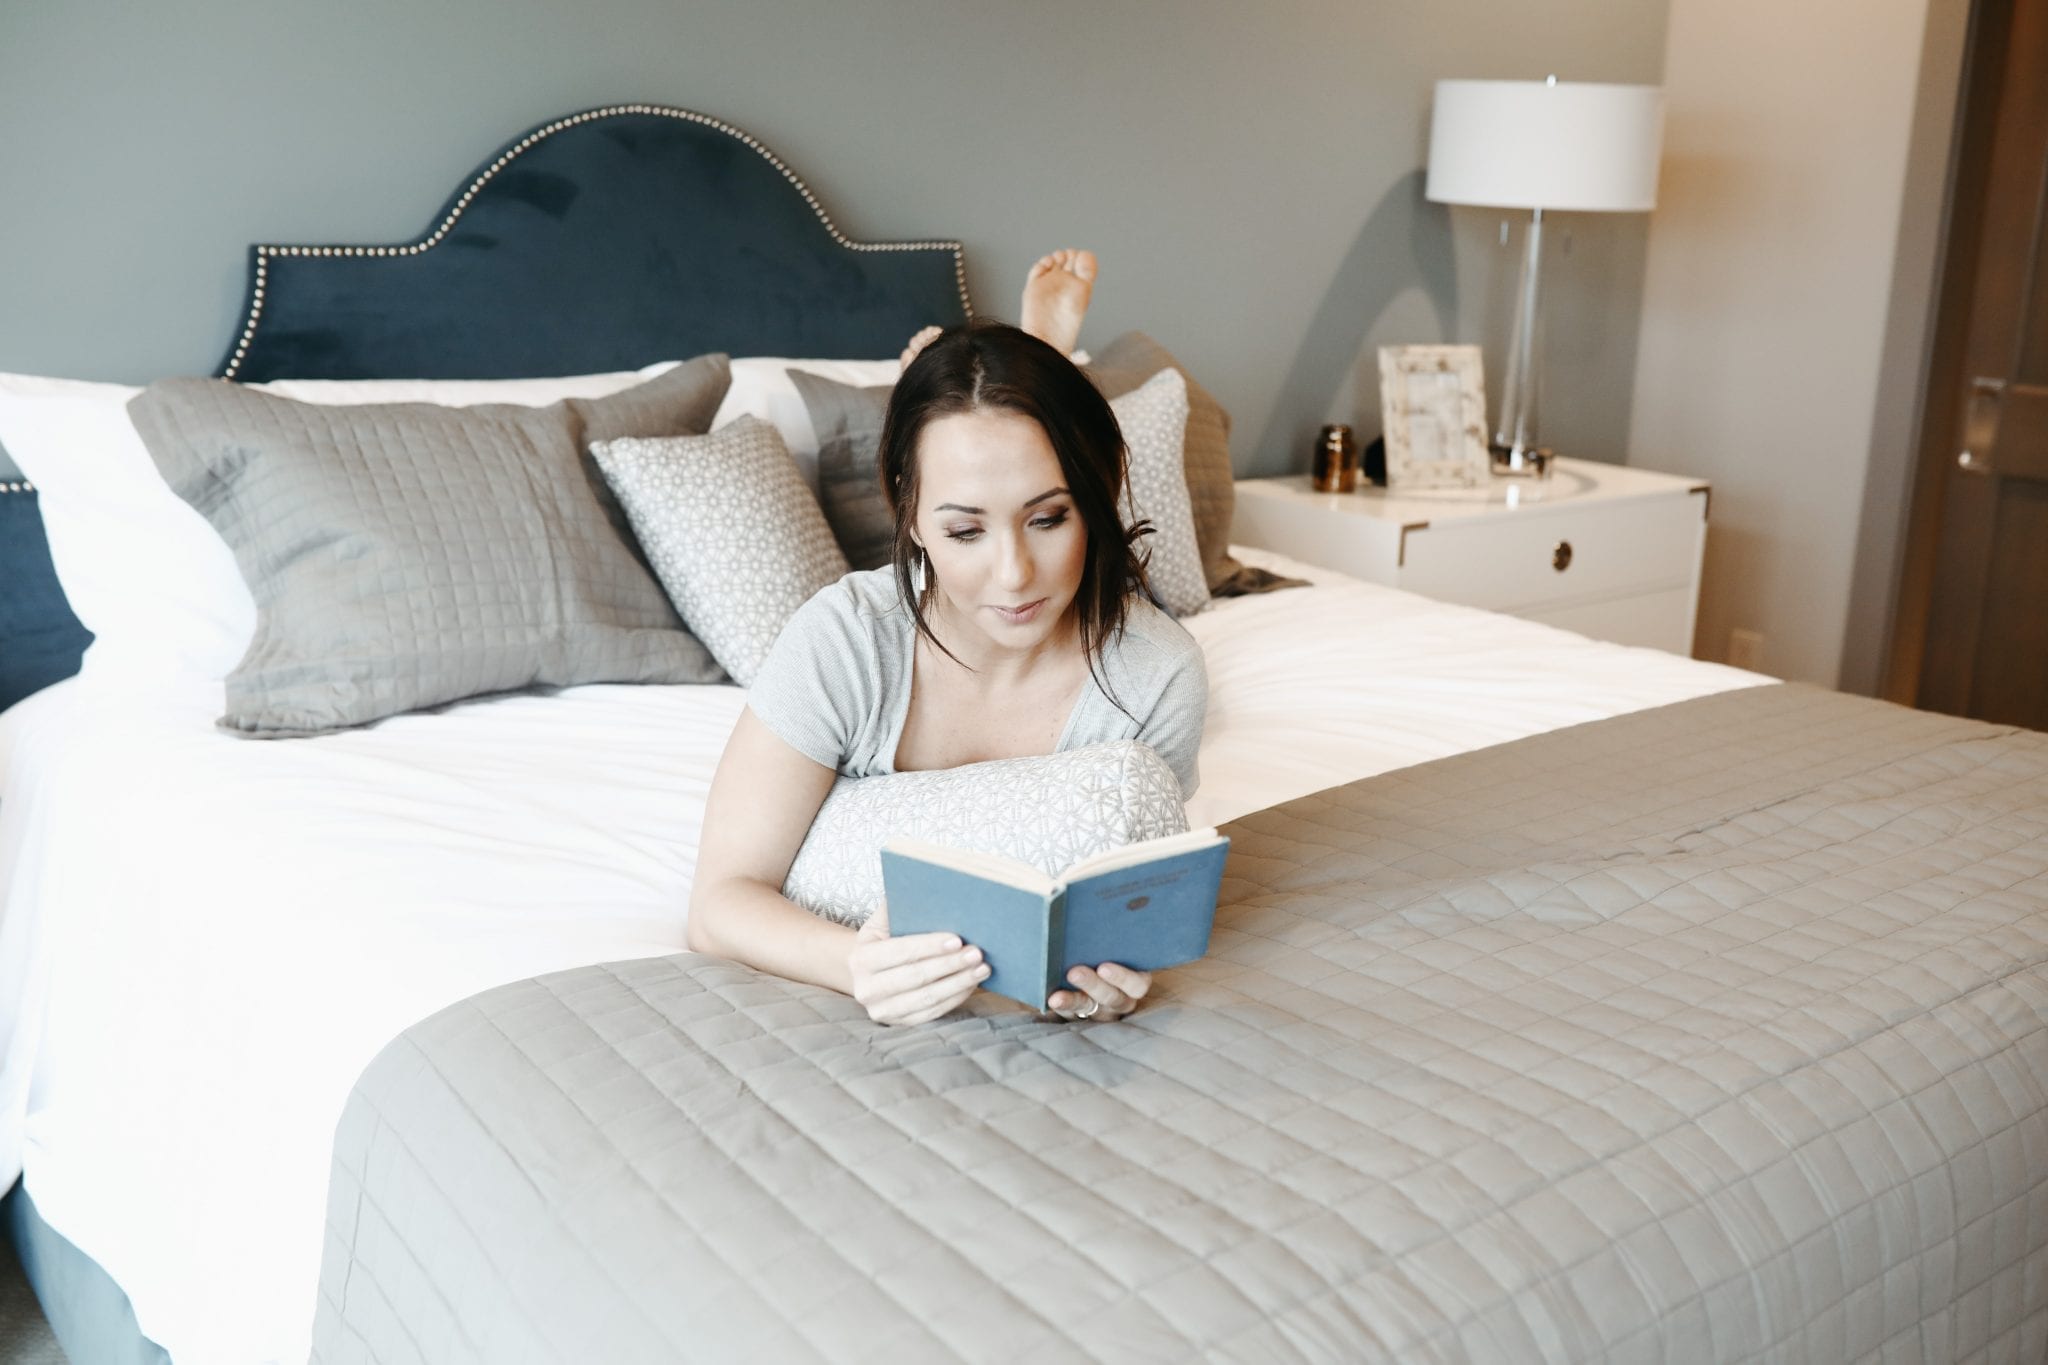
[{"xmin": 1728, "ymin": 628, "xmax": 1764, "ymax": 672}]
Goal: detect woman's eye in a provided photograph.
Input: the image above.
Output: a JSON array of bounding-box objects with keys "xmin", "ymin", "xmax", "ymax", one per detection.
[
  {"xmin": 1032, "ymin": 511, "xmax": 1070, "ymax": 530},
  {"xmin": 943, "ymin": 527, "xmax": 982, "ymax": 542}
]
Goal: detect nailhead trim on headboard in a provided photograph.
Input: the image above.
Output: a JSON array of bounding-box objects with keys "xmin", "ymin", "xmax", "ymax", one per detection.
[
  {"xmin": 222, "ymin": 104, "xmax": 974, "ymax": 380},
  {"xmin": 1, "ymin": 481, "xmax": 34, "ymax": 495}
]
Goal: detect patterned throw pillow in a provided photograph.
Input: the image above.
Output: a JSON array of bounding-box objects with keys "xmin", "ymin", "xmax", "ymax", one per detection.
[
  {"xmin": 1087, "ymin": 331, "xmax": 1273, "ymax": 597},
  {"xmin": 790, "ymin": 367, "xmax": 1210, "ymax": 615},
  {"xmin": 1113, "ymin": 369, "xmax": 1206, "ymax": 618},
  {"xmin": 781, "ymin": 740, "xmax": 1190, "ymax": 928},
  {"xmin": 591, "ymin": 416, "xmax": 848, "ymax": 687}
]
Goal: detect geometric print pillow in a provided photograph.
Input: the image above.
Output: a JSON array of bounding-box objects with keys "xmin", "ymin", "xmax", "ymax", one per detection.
[
  {"xmin": 781, "ymin": 740, "xmax": 1190, "ymax": 928},
  {"xmin": 1110, "ymin": 368, "xmax": 1207, "ymax": 618},
  {"xmin": 591, "ymin": 416, "xmax": 848, "ymax": 687}
]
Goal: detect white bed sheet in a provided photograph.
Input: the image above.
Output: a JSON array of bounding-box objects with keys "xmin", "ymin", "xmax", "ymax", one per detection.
[{"xmin": 0, "ymin": 549, "xmax": 1766, "ymax": 1364}]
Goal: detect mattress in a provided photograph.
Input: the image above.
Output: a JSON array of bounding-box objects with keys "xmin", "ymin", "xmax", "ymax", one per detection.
[
  {"xmin": 313, "ymin": 685, "xmax": 2048, "ymax": 1362},
  {"xmin": 0, "ymin": 549, "xmax": 1762, "ymax": 1364}
]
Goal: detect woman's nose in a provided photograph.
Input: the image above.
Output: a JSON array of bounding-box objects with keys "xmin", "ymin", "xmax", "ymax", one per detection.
[{"xmin": 995, "ymin": 532, "xmax": 1032, "ymax": 589}]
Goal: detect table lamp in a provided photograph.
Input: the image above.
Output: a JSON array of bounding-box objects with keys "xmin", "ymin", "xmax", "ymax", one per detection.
[{"xmin": 1425, "ymin": 77, "xmax": 1664, "ymax": 475}]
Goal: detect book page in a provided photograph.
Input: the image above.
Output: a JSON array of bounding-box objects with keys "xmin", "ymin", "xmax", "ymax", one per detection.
[
  {"xmin": 1059, "ymin": 828, "xmax": 1223, "ymax": 883},
  {"xmin": 880, "ymin": 837, "xmax": 1059, "ymax": 897}
]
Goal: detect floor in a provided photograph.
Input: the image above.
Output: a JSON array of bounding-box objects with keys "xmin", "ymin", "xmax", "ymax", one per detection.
[{"xmin": 0, "ymin": 1240, "xmax": 62, "ymax": 1364}]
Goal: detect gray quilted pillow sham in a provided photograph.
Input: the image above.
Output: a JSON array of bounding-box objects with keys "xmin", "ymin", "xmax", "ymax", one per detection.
[
  {"xmin": 787, "ymin": 369, "xmax": 896, "ymax": 573},
  {"xmin": 591, "ymin": 416, "xmax": 848, "ymax": 688},
  {"xmin": 128, "ymin": 358, "xmax": 733, "ymax": 737},
  {"xmin": 782, "ymin": 740, "xmax": 1190, "ymax": 927}
]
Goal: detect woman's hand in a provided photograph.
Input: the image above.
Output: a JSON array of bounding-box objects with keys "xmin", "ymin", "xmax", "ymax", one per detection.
[
  {"xmin": 848, "ymin": 903, "xmax": 990, "ymax": 1026},
  {"xmin": 1047, "ymin": 964, "xmax": 1150, "ymax": 1023}
]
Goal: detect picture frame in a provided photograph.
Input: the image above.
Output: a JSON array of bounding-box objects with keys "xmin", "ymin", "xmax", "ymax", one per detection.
[{"xmin": 1377, "ymin": 344, "xmax": 1491, "ymax": 490}]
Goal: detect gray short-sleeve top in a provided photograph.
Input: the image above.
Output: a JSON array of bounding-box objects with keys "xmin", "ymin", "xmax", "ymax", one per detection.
[{"xmin": 748, "ymin": 568, "xmax": 1207, "ymax": 798}]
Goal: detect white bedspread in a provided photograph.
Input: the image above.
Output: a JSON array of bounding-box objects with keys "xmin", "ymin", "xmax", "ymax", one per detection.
[{"xmin": 0, "ymin": 551, "xmax": 1763, "ymax": 1364}]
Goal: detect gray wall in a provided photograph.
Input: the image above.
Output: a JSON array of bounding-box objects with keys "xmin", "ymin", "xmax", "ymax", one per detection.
[
  {"xmin": 1626, "ymin": 0, "xmax": 1968, "ymax": 686},
  {"xmin": 0, "ymin": 0, "xmax": 1665, "ymax": 480}
]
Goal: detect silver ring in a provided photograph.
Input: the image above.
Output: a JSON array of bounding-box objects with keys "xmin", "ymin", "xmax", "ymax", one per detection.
[{"xmin": 1076, "ymin": 1000, "xmax": 1100, "ymax": 1020}]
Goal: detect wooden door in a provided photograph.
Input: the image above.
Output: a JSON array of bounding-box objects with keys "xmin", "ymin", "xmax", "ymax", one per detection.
[{"xmin": 1889, "ymin": 0, "xmax": 2048, "ymax": 728}]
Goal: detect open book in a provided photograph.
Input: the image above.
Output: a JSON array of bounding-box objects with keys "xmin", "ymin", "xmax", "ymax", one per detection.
[{"xmin": 880, "ymin": 828, "xmax": 1231, "ymax": 1009}]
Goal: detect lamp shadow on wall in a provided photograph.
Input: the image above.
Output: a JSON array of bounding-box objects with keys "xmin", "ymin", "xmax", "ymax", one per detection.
[{"xmin": 1252, "ymin": 169, "xmax": 1457, "ymax": 470}]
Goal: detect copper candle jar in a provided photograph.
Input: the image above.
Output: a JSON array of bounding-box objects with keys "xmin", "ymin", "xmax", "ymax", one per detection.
[{"xmin": 1312, "ymin": 424, "xmax": 1359, "ymax": 493}]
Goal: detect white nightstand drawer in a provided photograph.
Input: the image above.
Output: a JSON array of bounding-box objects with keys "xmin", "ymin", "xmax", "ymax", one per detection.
[
  {"xmin": 1230, "ymin": 462, "xmax": 1708, "ymax": 654},
  {"xmin": 1400, "ymin": 494, "xmax": 1705, "ymax": 614}
]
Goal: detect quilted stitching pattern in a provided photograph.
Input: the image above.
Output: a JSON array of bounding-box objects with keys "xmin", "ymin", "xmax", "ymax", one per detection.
[
  {"xmin": 128, "ymin": 361, "xmax": 732, "ymax": 736},
  {"xmin": 313, "ymin": 685, "xmax": 2048, "ymax": 1362},
  {"xmin": 592, "ymin": 417, "xmax": 848, "ymax": 687},
  {"xmin": 782, "ymin": 740, "xmax": 1191, "ymax": 926},
  {"xmin": 1112, "ymin": 369, "xmax": 1206, "ymax": 617}
]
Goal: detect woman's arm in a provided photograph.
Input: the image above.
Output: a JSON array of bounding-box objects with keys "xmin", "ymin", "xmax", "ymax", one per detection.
[
  {"xmin": 687, "ymin": 707, "xmax": 989, "ymax": 1021},
  {"xmin": 685, "ymin": 707, "xmax": 858, "ymax": 990}
]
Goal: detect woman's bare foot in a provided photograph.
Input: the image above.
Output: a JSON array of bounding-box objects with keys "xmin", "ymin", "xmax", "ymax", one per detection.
[
  {"xmin": 899, "ymin": 325, "xmax": 944, "ymax": 372},
  {"xmin": 1019, "ymin": 249, "xmax": 1097, "ymax": 355}
]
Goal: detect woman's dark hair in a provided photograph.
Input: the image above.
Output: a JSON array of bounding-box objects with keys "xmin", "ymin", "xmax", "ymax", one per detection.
[{"xmin": 877, "ymin": 319, "xmax": 1152, "ymax": 695}]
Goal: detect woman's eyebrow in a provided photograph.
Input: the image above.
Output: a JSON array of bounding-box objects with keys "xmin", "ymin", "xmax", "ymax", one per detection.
[{"xmin": 932, "ymin": 488, "xmax": 1069, "ymax": 515}]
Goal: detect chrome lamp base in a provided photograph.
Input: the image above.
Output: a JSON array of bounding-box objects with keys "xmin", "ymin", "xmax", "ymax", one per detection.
[{"xmin": 1490, "ymin": 443, "xmax": 1554, "ymax": 478}]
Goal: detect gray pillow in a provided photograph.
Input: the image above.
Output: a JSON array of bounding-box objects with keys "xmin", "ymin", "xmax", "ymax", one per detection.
[
  {"xmin": 128, "ymin": 358, "xmax": 734, "ymax": 737},
  {"xmin": 591, "ymin": 416, "xmax": 848, "ymax": 688},
  {"xmin": 781, "ymin": 740, "xmax": 1190, "ymax": 927},
  {"xmin": 787, "ymin": 369, "xmax": 895, "ymax": 572}
]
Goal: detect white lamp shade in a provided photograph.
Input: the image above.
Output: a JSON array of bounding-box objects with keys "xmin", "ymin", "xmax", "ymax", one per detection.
[{"xmin": 1426, "ymin": 79, "xmax": 1664, "ymax": 212}]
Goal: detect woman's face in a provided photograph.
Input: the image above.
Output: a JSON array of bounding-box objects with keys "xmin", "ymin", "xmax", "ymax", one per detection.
[{"xmin": 913, "ymin": 406, "xmax": 1088, "ymax": 657}]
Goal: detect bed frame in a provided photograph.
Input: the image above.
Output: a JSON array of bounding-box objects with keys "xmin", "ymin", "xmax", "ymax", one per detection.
[{"xmin": 4, "ymin": 101, "xmax": 972, "ymax": 1364}]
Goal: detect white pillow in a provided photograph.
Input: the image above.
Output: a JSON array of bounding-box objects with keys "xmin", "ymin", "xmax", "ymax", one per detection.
[
  {"xmin": 782, "ymin": 740, "xmax": 1190, "ymax": 927},
  {"xmin": 712, "ymin": 357, "xmax": 903, "ymax": 490},
  {"xmin": 0, "ymin": 363, "xmax": 680, "ymax": 689},
  {"xmin": 591, "ymin": 417, "xmax": 848, "ymax": 687},
  {"xmin": 1111, "ymin": 369, "xmax": 1207, "ymax": 618}
]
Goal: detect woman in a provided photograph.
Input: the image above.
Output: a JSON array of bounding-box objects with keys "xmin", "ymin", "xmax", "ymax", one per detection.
[{"xmin": 686, "ymin": 255, "xmax": 1208, "ymax": 1026}]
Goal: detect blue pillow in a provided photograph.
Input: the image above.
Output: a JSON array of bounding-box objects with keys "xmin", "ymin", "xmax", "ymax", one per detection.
[{"xmin": 0, "ymin": 488, "xmax": 91, "ymax": 711}]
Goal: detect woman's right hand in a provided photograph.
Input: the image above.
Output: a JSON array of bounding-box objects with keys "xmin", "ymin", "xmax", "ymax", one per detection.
[{"xmin": 848, "ymin": 903, "xmax": 990, "ymax": 1025}]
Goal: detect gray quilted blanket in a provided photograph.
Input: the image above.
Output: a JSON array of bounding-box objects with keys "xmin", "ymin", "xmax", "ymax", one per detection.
[{"xmin": 311, "ymin": 685, "xmax": 2048, "ymax": 1363}]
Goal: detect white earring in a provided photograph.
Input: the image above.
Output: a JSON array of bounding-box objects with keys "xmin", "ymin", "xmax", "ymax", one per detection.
[{"xmin": 910, "ymin": 548, "xmax": 927, "ymax": 597}]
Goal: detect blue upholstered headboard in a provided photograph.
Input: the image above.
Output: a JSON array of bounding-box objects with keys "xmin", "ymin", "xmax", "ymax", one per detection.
[
  {"xmin": 2, "ymin": 104, "xmax": 974, "ymax": 709},
  {"xmin": 222, "ymin": 105, "xmax": 971, "ymax": 382}
]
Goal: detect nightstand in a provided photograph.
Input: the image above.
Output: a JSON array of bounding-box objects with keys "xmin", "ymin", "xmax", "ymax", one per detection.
[{"xmin": 1231, "ymin": 458, "xmax": 1708, "ymax": 654}]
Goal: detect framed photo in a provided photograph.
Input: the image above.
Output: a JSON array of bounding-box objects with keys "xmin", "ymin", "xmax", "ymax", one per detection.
[{"xmin": 1377, "ymin": 344, "xmax": 1490, "ymax": 490}]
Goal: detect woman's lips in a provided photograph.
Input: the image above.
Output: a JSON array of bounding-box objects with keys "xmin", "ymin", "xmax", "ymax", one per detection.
[{"xmin": 990, "ymin": 598, "xmax": 1048, "ymax": 625}]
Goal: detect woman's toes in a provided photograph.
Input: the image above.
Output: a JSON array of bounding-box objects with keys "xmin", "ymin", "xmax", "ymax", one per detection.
[
  {"xmin": 899, "ymin": 324, "xmax": 943, "ymax": 370},
  {"xmin": 1019, "ymin": 249, "xmax": 1097, "ymax": 354}
]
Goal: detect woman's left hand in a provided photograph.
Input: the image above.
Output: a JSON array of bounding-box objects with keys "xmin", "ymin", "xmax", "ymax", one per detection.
[{"xmin": 1047, "ymin": 963, "xmax": 1150, "ymax": 1022}]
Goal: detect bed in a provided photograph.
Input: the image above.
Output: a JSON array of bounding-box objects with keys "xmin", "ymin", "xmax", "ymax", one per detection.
[{"xmin": 0, "ymin": 105, "xmax": 2041, "ymax": 1365}]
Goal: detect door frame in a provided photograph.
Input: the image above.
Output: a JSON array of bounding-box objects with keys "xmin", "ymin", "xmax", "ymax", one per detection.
[{"xmin": 1882, "ymin": 0, "xmax": 2020, "ymax": 704}]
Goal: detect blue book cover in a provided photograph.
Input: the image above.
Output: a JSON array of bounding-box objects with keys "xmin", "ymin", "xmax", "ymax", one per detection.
[{"xmin": 880, "ymin": 829, "xmax": 1229, "ymax": 1009}]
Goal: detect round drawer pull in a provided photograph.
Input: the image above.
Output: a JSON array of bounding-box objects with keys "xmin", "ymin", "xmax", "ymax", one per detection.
[{"xmin": 1552, "ymin": 540, "xmax": 1573, "ymax": 572}]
